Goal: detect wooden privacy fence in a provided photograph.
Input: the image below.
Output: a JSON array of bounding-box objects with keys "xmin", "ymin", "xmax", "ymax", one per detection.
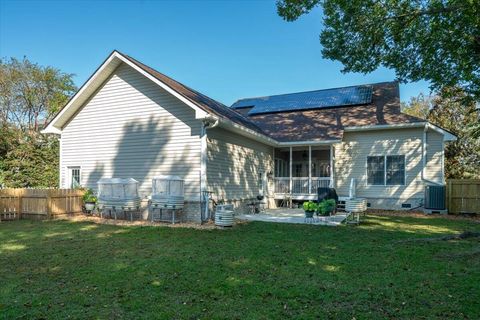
[
  {"xmin": 446, "ymin": 180, "xmax": 480, "ymax": 214},
  {"xmin": 0, "ymin": 188, "xmax": 84, "ymax": 220}
]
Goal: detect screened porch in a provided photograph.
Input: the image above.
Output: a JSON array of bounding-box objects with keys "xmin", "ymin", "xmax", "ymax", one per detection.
[{"xmin": 274, "ymin": 146, "xmax": 333, "ymax": 200}]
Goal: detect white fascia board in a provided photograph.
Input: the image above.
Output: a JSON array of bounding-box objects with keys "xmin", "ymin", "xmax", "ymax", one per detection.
[
  {"xmin": 426, "ymin": 123, "xmax": 457, "ymax": 141},
  {"xmin": 277, "ymin": 140, "xmax": 342, "ymax": 147},
  {"xmin": 344, "ymin": 122, "xmax": 456, "ymax": 142},
  {"xmin": 42, "ymin": 51, "xmax": 208, "ymax": 135},
  {"xmin": 41, "ymin": 126, "xmax": 62, "ymax": 134},
  {"xmin": 344, "ymin": 122, "xmax": 427, "ymax": 132},
  {"xmin": 42, "ymin": 52, "xmax": 121, "ymax": 134},
  {"xmin": 114, "ymin": 53, "xmax": 208, "ymax": 120}
]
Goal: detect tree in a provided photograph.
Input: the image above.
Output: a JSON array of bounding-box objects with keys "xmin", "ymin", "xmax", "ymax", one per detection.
[
  {"xmin": 428, "ymin": 87, "xmax": 480, "ymax": 179},
  {"xmin": 0, "ymin": 57, "xmax": 76, "ymax": 132},
  {"xmin": 0, "ymin": 130, "xmax": 59, "ymax": 188},
  {"xmin": 277, "ymin": 0, "xmax": 480, "ymax": 99},
  {"xmin": 401, "ymin": 87, "xmax": 480, "ymax": 179},
  {"xmin": 0, "ymin": 57, "xmax": 75, "ymax": 187},
  {"xmin": 401, "ymin": 93, "xmax": 432, "ymax": 119}
]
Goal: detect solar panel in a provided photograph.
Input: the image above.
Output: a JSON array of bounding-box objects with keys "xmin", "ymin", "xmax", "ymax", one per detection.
[{"xmin": 231, "ymin": 85, "xmax": 373, "ymax": 115}]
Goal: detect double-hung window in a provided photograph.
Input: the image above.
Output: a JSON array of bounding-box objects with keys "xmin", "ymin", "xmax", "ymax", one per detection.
[{"xmin": 367, "ymin": 155, "xmax": 405, "ymax": 185}]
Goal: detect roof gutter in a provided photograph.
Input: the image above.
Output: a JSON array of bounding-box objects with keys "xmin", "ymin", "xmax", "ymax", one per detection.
[
  {"xmin": 344, "ymin": 122, "xmax": 428, "ymax": 132},
  {"xmin": 344, "ymin": 122, "xmax": 456, "ymax": 142},
  {"xmin": 276, "ymin": 140, "xmax": 342, "ymax": 147}
]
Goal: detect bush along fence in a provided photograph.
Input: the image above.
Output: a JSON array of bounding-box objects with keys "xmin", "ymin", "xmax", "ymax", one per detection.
[
  {"xmin": 446, "ymin": 179, "xmax": 480, "ymax": 214},
  {"xmin": 0, "ymin": 188, "xmax": 84, "ymax": 220}
]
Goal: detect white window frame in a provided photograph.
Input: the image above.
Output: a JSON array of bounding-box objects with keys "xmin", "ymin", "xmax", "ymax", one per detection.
[
  {"xmin": 366, "ymin": 155, "xmax": 406, "ymax": 186},
  {"xmin": 67, "ymin": 166, "xmax": 82, "ymax": 189}
]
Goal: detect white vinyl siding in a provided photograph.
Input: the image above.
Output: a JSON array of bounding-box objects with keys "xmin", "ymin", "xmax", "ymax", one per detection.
[
  {"xmin": 206, "ymin": 127, "xmax": 273, "ymax": 200},
  {"xmin": 334, "ymin": 128, "xmax": 443, "ymax": 200},
  {"xmin": 425, "ymin": 130, "xmax": 444, "ymax": 183},
  {"xmin": 60, "ymin": 63, "xmax": 202, "ymax": 201}
]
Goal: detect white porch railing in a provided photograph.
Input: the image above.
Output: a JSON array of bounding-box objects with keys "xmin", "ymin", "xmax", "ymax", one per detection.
[
  {"xmin": 274, "ymin": 177, "xmax": 290, "ymax": 194},
  {"xmin": 274, "ymin": 177, "xmax": 331, "ymax": 195},
  {"xmin": 311, "ymin": 177, "xmax": 331, "ymax": 192}
]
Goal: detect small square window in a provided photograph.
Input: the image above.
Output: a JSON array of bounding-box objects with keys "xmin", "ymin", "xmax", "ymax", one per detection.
[{"xmin": 68, "ymin": 167, "xmax": 81, "ymax": 188}]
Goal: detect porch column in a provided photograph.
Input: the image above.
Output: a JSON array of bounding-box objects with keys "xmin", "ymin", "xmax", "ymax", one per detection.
[
  {"xmin": 330, "ymin": 144, "xmax": 334, "ymax": 188},
  {"xmin": 289, "ymin": 146, "xmax": 292, "ymax": 195},
  {"xmin": 308, "ymin": 145, "xmax": 312, "ymax": 194}
]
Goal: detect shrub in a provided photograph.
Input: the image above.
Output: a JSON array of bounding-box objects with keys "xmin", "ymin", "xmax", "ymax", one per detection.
[
  {"xmin": 82, "ymin": 188, "xmax": 97, "ymax": 203},
  {"xmin": 318, "ymin": 199, "xmax": 336, "ymax": 216},
  {"xmin": 302, "ymin": 201, "xmax": 317, "ymax": 212}
]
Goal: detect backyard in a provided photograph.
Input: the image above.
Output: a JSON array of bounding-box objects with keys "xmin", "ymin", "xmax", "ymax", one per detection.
[{"xmin": 1, "ymin": 214, "xmax": 479, "ymax": 319}]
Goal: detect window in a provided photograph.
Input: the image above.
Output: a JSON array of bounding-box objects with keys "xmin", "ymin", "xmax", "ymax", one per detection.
[
  {"xmin": 367, "ymin": 155, "xmax": 405, "ymax": 186},
  {"xmin": 274, "ymin": 158, "xmax": 289, "ymax": 177},
  {"xmin": 68, "ymin": 167, "xmax": 81, "ymax": 188},
  {"xmin": 367, "ymin": 156, "xmax": 385, "ymax": 185},
  {"xmin": 386, "ymin": 155, "xmax": 405, "ymax": 185}
]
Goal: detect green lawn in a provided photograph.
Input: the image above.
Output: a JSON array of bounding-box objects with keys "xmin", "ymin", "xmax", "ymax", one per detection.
[{"xmin": 1, "ymin": 215, "xmax": 479, "ymax": 319}]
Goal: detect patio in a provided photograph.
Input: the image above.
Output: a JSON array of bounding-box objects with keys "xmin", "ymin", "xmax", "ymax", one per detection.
[{"xmin": 235, "ymin": 208, "xmax": 348, "ymax": 226}]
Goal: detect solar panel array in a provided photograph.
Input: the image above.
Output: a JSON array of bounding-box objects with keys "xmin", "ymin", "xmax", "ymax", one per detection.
[{"xmin": 231, "ymin": 85, "xmax": 373, "ymax": 115}]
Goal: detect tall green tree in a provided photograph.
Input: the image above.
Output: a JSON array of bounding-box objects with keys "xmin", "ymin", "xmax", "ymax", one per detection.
[
  {"xmin": 0, "ymin": 57, "xmax": 76, "ymax": 131},
  {"xmin": 402, "ymin": 87, "xmax": 480, "ymax": 179},
  {"xmin": 277, "ymin": 0, "xmax": 480, "ymax": 99},
  {"xmin": 0, "ymin": 57, "xmax": 75, "ymax": 187}
]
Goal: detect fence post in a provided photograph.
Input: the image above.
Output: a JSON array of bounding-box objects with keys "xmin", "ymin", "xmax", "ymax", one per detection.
[
  {"xmin": 46, "ymin": 189, "xmax": 52, "ymax": 219},
  {"xmin": 446, "ymin": 180, "xmax": 452, "ymax": 214},
  {"xmin": 17, "ymin": 189, "xmax": 23, "ymax": 219}
]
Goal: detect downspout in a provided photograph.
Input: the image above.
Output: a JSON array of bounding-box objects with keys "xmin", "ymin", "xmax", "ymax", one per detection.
[
  {"xmin": 200, "ymin": 116, "xmax": 219, "ymax": 222},
  {"xmin": 58, "ymin": 136, "xmax": 62, "ymax": 188}
]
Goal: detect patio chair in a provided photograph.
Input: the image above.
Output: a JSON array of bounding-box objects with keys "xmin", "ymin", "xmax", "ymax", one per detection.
[{"xmin": 280, "ymin": 192, "xmax": 292, "ymax": 208}]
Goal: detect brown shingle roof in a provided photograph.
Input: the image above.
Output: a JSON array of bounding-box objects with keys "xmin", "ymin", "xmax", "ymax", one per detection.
[
  {"xmin": 124, "ymin": 55, "xmax": 424, "ymax": 142},
  {"xmin": 242, "ymin": 82, "xmax": 424, "ymax": 142}
]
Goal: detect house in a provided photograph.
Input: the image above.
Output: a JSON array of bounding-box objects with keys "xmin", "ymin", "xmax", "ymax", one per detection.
[{"xmin": 43, "ymin": 51, "xmax": 455, "ymax": 221}]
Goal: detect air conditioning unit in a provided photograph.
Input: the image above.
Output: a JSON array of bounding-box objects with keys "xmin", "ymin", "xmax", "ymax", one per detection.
[{"xmin": 424, "ymin": 185, "xmax": 446, "ymax": 211}]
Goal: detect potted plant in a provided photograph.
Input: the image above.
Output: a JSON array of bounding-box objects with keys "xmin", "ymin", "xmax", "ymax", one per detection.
[
  {"xmin": 82, "ymin": 188, "xmax": 97, "ymax": 213},
  {"xmin": 303, "ymin": 201, "xmax": 317, "ymax": 218},
  {"xmin": 318, "ymin": 199, "xmax": 336, "ymax": 216}
]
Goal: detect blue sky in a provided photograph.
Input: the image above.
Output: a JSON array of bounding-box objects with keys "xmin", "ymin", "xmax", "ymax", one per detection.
[{"xmin": 0, "ymin": 0, "xmax": 430, "ymax": 106}]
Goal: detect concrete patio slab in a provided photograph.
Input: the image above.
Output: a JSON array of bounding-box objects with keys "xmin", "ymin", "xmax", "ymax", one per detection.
[{"xmin": 236, "ymin": 208, "xmax": 348, "ymax": 226}]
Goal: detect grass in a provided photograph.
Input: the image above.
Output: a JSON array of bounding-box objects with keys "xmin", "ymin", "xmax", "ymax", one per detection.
[{"xmin": 1, "ymin": 215, "xmax": 479, "ymax": 319}]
